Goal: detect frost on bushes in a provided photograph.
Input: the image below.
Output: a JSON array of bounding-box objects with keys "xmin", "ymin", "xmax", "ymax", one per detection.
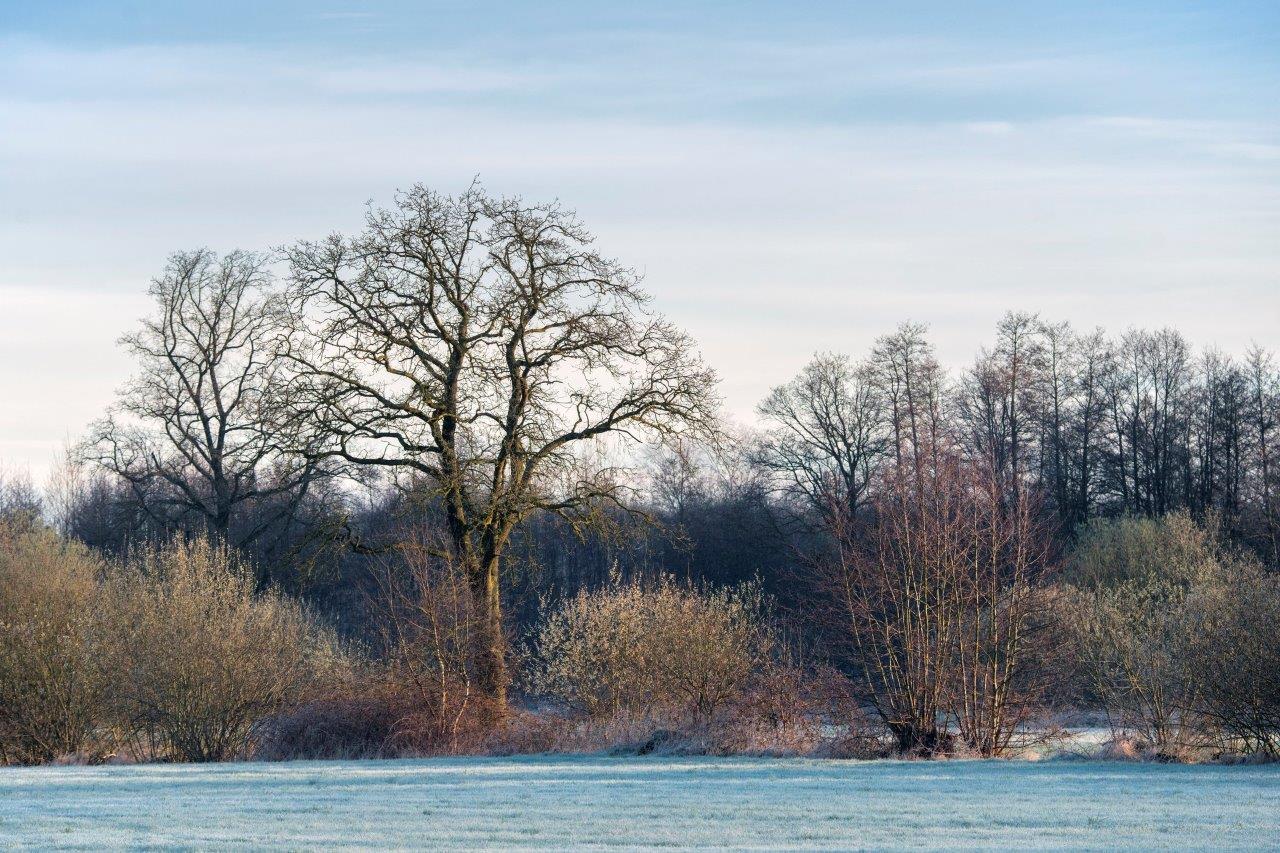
[
  {"xmin": 0, "ymin": 529, "xmax": 347, "ymax": 765},
  {"xmin": 369, "ymin": 532, "xmax": 491, "ymax": 752},
  {"xmin": 1065, "ymin": 512, "xmax": 1280, "ymax": 758},
  {"xmin": 1066, "ymin": 512, "xmax": 1221, "ymax": 591},
  {"xmin": 525, "ymin": 573, "xmax": 773, "ymax": 727},
  {"xmin": 259, "ymin": 533, "xmax": 496, "ymax": 761},
  {"xmin": 1066, "ymin": 572, "xmax": 1206, "ymax": 752},
  {"xmin": 105, "ymin": 538, "xmax": 346, "ymax": 762},
  {"xmin": 1184, "ymin": 573, "xmax": 1280, "ymax": 757},
  {"xmin": 0, "ymin": 525, "xmax": 110, "ymax": 764}
]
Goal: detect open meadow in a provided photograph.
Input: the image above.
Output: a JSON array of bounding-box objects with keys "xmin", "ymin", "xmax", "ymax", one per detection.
[{"xmin": 4, "ymin": 755, "xmax": 1279, "ymax": 850}]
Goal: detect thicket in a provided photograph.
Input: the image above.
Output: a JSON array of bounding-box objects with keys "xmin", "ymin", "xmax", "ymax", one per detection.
[
  {"xmin": 526, "ymin": 572, "xmax": 772, "ymax": 722},
  {"xmin": 1063, "ymin": 513, "xmax": 1280, "ymax": 759},
  {"xmin": 3, "ymin": 506, "xmax": 1279, "ymax": 765},
  {"xmin": 0, "ymin": 525, "xmax": 343, "ymax": 764},
  {"xmin": 0, "ymin": 524, "xmax": 107, "ymax": 764},
  {"xmin": 811, "ymin": 456, "xmax": 1067, "ymax": 758},
  {"xmin": 260, "ymin": 531, "xmax": 495, "ymax": 760}
]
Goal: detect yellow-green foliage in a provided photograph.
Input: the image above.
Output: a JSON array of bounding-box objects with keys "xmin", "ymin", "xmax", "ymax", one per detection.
[
  {"xmin": 0, "ymin": 524, "xmax": 109, "ymax": 764},
  {"xmin": 104, "ymin": 537, "xmax": 346, "ymax": 762},
  {"xmin": 0, "ymin": 528, "xmax": 346, "ymax": 765},
  {"xmin": 1066, "ymin": 511, "xmax": 1222, "ymax": 590},
  {"xmin": 1065, "ymin": 512, "xmax": 1278, "ymax": 755},
  {"xmin": 1183, "ymin": 572, "xmax": 1280, "ymax": 756},
  {"xmin": 527, "ymin": 573, "xmax": 772, "ymax": 723}
]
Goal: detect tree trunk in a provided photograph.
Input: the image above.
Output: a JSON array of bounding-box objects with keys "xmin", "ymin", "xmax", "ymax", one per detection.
[
  {"xmin": 888, "ymin": 720, "xmax": 947, "ymax": 755},
  {"xmin": 470, "ymin": 555, "xmax": 508, "ymax": 714}
]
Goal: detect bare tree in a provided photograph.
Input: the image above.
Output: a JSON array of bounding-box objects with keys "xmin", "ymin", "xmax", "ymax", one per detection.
[
  {"xmin": 955, "ymin": 312, "xmax": 1044, "ymax": 506},
  {"xmin": 83, "ymin": 250, "xmax": 319, "ymax": 566},
  {"xmin": 1246, "ymin": 347, "xmax": 1280, "ymax": 563},
  {"xmin": 279, "ymin": 184, "xmax": 718, "ymax": 708},
  {"xmin": 820, "ymin": 460, "xmax": 1056, "ymax": 756},
  {"xmin": 754, "ymin": 352, "xmax": 888, "ymax": 524},
  {"xmin": 951, "ymin": 472, "xmax": 1057, "ymax": 756},
  {"xmin": 1066, "ymin": 329, "xmax": 1113, "ymax": 524},
  {"xmin": 820, "ymin": 463, "xmax": 963, "ymax": 754},
  {"xmin": 0, "ymin": 466, "xmax": 42, "ymax": 529},
  {"xmin": 1033, "ymin": 320, "xmax": 1075, "ymax": 522},
  {"xmin": 869, "ymin": 322, "xmax": 948, "ymax": 486}
]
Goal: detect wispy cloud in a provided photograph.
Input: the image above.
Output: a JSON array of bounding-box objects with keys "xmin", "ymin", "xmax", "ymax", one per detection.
[
  {"xmin": 304, "ymin": 63, "xmax": 543, "ymax": 95},
  {"xmin": 0, "ymin": 38, "xmax": 538, "ymax": 102},
  {"xmin": 314, "ymin": 11, "xmax": 379, "ymax": 20}
]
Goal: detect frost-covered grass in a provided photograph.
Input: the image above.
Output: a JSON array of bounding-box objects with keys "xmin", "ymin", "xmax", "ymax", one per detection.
[{"xmin": 3, "ymin": 755, "xmax": 1279, "ymax": 849}]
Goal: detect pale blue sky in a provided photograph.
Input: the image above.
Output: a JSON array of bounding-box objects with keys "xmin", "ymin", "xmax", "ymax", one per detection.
[{"xmin": 2, "ymin": 1, "xmax": 1278, "ymax": 480}]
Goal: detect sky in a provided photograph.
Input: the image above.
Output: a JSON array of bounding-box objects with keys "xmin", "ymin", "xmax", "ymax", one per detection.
[{"xmin": 2, "ymin": 1, "xmax": 1278, "ymax": 483}]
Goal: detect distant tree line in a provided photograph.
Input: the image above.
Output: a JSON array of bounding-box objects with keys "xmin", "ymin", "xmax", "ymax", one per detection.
[{"xmin": 754, "ymin": 316, "xmax": 1280, "ymax": 562}]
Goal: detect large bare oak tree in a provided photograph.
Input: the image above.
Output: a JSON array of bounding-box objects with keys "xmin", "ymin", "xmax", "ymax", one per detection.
[{"xmin": 279, "ymin": 184, "xmax": 718, "ymax": 707}]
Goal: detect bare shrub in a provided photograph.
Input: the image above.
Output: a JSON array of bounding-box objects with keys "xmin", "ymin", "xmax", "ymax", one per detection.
[
  {"xmin": 479, "ymin": 707, "xmax": 575, "ymax": 755},
  {"xmin": 104, "ymin": 537, "xmax": 344, "ymax": 762},
  {"xmin": 0, "ymin": 525, "xmax": 110, "ymax": 764},
  {"xmin": 650, "ymin": 580, "xmax": 774, "ymax": 722},
  {"xmin": 1065, "ymin": 577, "xmax": 1205, "ymax": 754},
  {"xmin": 1184, "ymin": 571, "xmax": 1280, "ymax": 757},
  {"xmin": 526, "ymin": 572, "xmax": 772, "ymax": 727},
  {"xmin": 821, "ymin": 469, "xmax": 958, "ymax": 755},
  {"xmin": 261, "ymin": 530, "xmax": 495, "ymax": 761},
  {"xmin": 715, "ymin": 659, "xmax": 875, "ymax": 757},
  {"xmin": 1063, "ymin": 512, "xmax": 1240, "ymax": 756},
  {"xmin": 255, "ymin": 674, "xmax": 406, "ymax": 761},
  {"xmin": 526, "ymin": 575, "xmax": 653, "ymax": 720},
  {"xmin": 368, "ymin": 530, "xmax": 495, "ymax": 753},
  {"xmin": 821, "ymin": 462, "xmax": 1056, "ymax": 756},
  {"xmin": 950, "ymin": 482, "xmax": 1058, "ymax": 757}
]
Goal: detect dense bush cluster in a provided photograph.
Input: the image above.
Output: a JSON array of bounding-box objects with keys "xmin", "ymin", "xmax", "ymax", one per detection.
[
  {"xmin": 526, "ymin": 573, "xmax": 772, "ymax": 722},
  {"xmin": 0, "ymin": 525, "xmax": 342, "ymax": 763},
  {"xmin": 1064, "ymin": 513, "xmax": 1280, "ymax": 758},
  {"xmin": 3, "ymin": 507, "xmax": 1279, "ymax": 765},
  {"xmin": 0, "ymin": 525, "xmax": 107, "ymax": 764}
]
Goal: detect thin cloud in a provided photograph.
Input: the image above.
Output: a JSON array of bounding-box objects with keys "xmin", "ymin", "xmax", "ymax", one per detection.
[{"xmin": 314, "ymin": 11, "xmax": 379, "ymax": 20}]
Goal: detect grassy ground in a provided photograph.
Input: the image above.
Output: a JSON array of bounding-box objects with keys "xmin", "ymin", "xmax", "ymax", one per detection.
[{"xmin": 3, "ymin": 755, "xmax": 1279, "ymax": 849}]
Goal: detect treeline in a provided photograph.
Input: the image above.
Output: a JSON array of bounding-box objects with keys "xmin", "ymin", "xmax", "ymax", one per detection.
[
  {"xmin": 754, "ymin": 316, "xmax": 1280, "ymax": 559},
  {"xmin": 1, "ymin": 183, "xmax": 1278, "ymax": 764}
]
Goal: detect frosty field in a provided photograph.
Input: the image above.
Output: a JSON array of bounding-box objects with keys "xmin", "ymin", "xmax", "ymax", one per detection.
[{"xmin": 2, "ymin": 756, "xmax": 1278, "ymax": 850}]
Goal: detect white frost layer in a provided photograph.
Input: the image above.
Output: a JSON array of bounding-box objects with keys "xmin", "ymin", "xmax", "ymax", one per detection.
[{"xmin": 2, "ymin": 755, "xmax": 1278, "ymax": 850}]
